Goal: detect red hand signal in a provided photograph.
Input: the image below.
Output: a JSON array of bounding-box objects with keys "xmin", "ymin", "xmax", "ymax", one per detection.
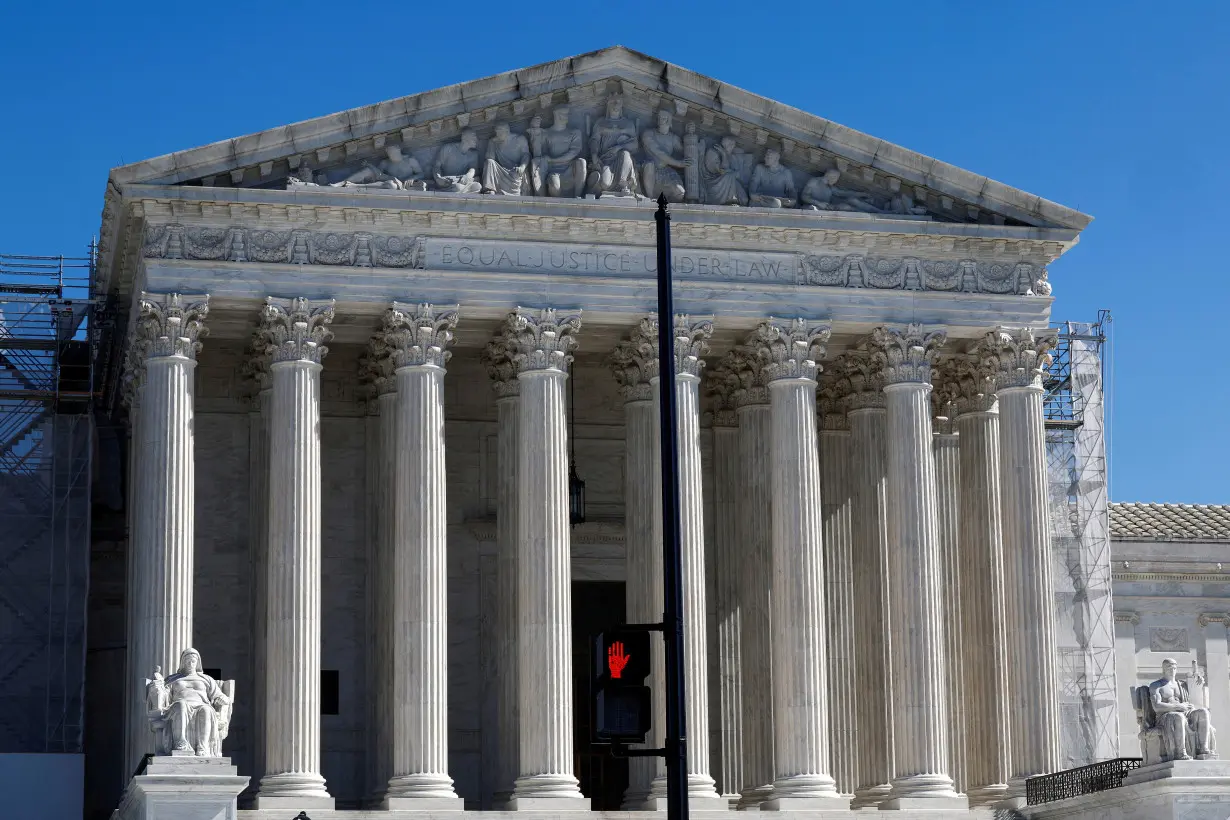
[{"xmin": 608, "ymin": 641, "xmax": 631, "ymax": 679}]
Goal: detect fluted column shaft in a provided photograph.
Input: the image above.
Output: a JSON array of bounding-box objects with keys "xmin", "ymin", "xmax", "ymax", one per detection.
[
  {"xmin": 495, "ymin": 393, "xmax": 520, "ymax": 803},
  {"xmin": 386, "ymin": 357, "xmax": 457, "ymax": 801},
  {"xmin": 819, "ymin": 420, "xmax": 856, "ymax": 796},
  {"xmin": 508, "ymin": 309, "xmax": 586, "ymax": 807},
  {"xmin": 373, "ymin": 388, "xmax": 397, "ymax": 800},
  {"xmin": 998, "ymin": 378, "xmax": 1061, "ymax": 791},
  {"xmin": 673, "ymin": 366, "xmax": 720, "ymax": 800},
  {"xmin": 711, "ymin": 418, "xmax": 743, "ymax": 801},
  {"xmin": 848, "ymin": 404, "xmax": 892, "ymax": 807},
  {"xmin": 122, "ymin": 388, "xmax": 145, "ymax": 778},
  {"xmin": 258, "ymin": 296, "xmax": 334, "ymax": 807},
  {"xmin": 932, "ymin": 423, "xmax": 965, "ymax": 796},
  {"xmin": 955, "ymin": 398, "xmax": 1012, "ymax": 805},
  {"xmin": 736, "ymin": 401, "xmax": 773, "ymax": 808},
  {"xmin": 126, "ymin": 292, "xmax": 208, "ymax": 773}
]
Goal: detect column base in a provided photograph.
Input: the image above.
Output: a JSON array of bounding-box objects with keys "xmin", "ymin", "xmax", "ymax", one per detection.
[
  {"xmin": 252, "ymin": 795, "xmax": 335, "ymax": 810},
  {"xmin": 383, "ymin": 796, "xmax": 466, "ymax": 810},
  {"xmin": 879, "ymin": 794, "xmax": 970, "ymax": 811},
  {"xmin": 966, "ymin": 783, "xmax": 1010, "ymax": 808},
  {"xmin": 761, "ymin": 795, "xmax": 852, "ymax": 811},
  {"xmin": 738, "ymin": 783, "xmax": 774, "ymax": 809},
  {"xmin": 850, "ymin": 783, "xmax": 892, "ymax": 808},
  {"xmin": 506, "ymin": 796, "xmax": 593, "ymax": 811}
]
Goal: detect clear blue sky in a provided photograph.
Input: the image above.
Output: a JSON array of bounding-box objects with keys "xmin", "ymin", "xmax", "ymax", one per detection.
[{"xmin": 2, "ymin": 1, "xmax": 1226, "ymax": 503}]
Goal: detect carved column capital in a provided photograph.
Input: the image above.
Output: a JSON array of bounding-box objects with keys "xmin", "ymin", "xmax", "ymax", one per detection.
[
  {"xmin": 726, "ymin": 347, "xmax": 770, "ymax": 408},
  {"xmin": 359, "ymin": 334, "xmax": 398, "ymax": 402},
  {"xmin": 869, "ymin": 323, "xmax": 947, "ymax": 386},
  {"xmin": 608, "ymin": 319, "xmax": 657, "ymax": 402},
  {"xmin": 242, "ymin": 334, "xmax": 273, "ymax": 392},
  {"xmin": 952, "ymin": 355, "xmax": 999, "ymax": 416},
  {"xmin": 481, "ymin": 333, "xmax": 520, "ymax": 399},
  {"xmin": 120, "ymin": 336, "xmax": 152, "ymax": 409},
  {"xmin": 136, "ymin": 292, "xmax": 210, "ymax": 361},
  {"xmin": 504, "ymin": 307, "xmax": 581, "ymax": 375},
  {"xmin": 842, "ymin": 352, "xmax": 886, "ymax": 411},
  {"xmin": 930, "ymin": 360, "xmax": 961, "ymax": 435},
  {"xmin": 818, "ymin": 371, "xmax": 852, "ymax": 431},
  {"xmin": 1198, "ymin": 613, "xmax": 1230, "ymax": 628},
  {"xmin": 258, "ymin": 296, "xmax": 335, "ymax": 364},
  {"xmin": 983, "ymin": 326, "xmax": 1057, "ymax": 391},
  {"xmin": 1114, "ymin": 611, "xmax": 1141, "ymax": 626},
  {"xmin": 382, "ymin": 302, "xmax": 459, "ymax": 370},
  {"xmin": 749, "ymin": 318, "xmax": 831, "ymax": 383},
  {"xmin": 705, "ymin": 362, "xmax": 740, "ymax": 428}
]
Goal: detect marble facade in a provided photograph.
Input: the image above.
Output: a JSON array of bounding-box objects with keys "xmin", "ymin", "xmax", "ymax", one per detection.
[{"xmin": 94, "ymin": 47, "xmax": 1104, "ymax": 817}]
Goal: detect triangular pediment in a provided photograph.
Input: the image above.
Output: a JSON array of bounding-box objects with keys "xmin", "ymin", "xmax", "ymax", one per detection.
[{"xmin": 108, "ymin": 46, "xmax": 1090, "ymax": 231}]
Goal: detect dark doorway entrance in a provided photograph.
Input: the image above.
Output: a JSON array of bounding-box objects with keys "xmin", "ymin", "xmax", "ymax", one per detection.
[{"xmin": 571, "ymin": 580, "xmax": 629, "ymax": 810}]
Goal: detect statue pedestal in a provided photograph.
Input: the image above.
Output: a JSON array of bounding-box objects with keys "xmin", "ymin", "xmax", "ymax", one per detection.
[
  {"xmin": 115, "ymin": 756, "xmax": 248, "ymax": 820},
  {"xmin": 1025, "ymin": 759, "xmax": 1230, "ymax": 819}
]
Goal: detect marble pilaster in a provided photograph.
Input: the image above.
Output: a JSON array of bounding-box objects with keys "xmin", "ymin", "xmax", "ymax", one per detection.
[
  {"xmin": 818, "ymin": 377, "xmax": 857, "ymax": 797},
  {"xmin": 255, "ymin": 296, "xmax": 335, "ymax": 809},
  {"xmin": 243, "ymin": 345, "xmax": 271, "ymax": 793},
  {"xmin": 988, "ymin": 327, "xmax": 1062, "ymax": 801},
  {"xmin": 871, "ymin": 324, "xmax": 962, "ymax": 810},
  {"xmin": 127, "ymin": 292, "xmax": 208, "ymax": 771},
  {"xmin": 608, "ymin": 327, "xmax": 659, "ymax": 809},
  {"xmin": 506, "ymin": 308, "xmax": 589, "ymax": 810},
  {"xmin": 707, "ymin": 366, "xmax": 743, "ymax": 803},
  {"xmin": 121, "ymin": 341, "xmax": 148, "ymax": 778},
  {"xmin": 755, "ymin": 318, "xmax": 846, "ymax": 811},
  {"xmin": 482, "ymin": 335, "xmax": 521, "ymax": 806},
  {"xmin": 730, "ymin": 348, "xmax": 774, "ymax": 809},
  {"xmin": 931, "ymin": 372, "xmax": 966, "ymax": 798},
  {"xmin": 845, "ymin": 356, "xmax": 893, "ymax": 809},
  {"xmin": 383, "ymin": 303, "xmax": 462, "ymax": 807},
  {"xmin": 953, "ymin": 359, "xmax": 1012, "ymax": 806},
  {"xmin": 1114, "ymin": 612, "xmax": 1142, "ymax": 755}
]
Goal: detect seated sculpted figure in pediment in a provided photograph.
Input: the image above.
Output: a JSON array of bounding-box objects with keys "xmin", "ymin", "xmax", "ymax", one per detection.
[
  {"xmin": 641, "ymin": 109, "xmax": 690, "ymax": 203},
  {"xmin": 528, "ymin": 108, "xmax": 587, "ymax": 198},
  {"xmin": 587, "ymin": 95, "xmax": 639, "ymax": 197},
  {"xmin": 432, "ymin": 129, "xmax": 483, "ymax": 194},
  {"xmin": 748, "ymin": 149, "xmax": 797, "ymax": 208},
  {"xmin": 481, "ymin": 122, "xmax": 531, "ymax": 196},
  {"xmin": 145, "ymin": 648, "xmax": 234, "ymax": 757},
  {"xmin": 703, "ymin": 135, "xmax": 749, "ymax": 207},
  {"xmin": 331, "ymin": 144, "xmax": 427, "ymax": 191}
]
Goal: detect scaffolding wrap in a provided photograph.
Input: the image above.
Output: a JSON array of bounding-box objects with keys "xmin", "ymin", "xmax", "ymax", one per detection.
[
  {"xmin": 0, "ymin": 250, "xmax": 96, "ymax": 753},
  {"xmin": 1045, "ymin": 311, "xmax": 1117, "ymax": 767}
]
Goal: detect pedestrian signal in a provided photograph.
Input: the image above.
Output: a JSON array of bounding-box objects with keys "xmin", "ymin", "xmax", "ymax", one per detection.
[{"xmin": 592, "ymin": 629, "xmax": 652, "ymax": 742}]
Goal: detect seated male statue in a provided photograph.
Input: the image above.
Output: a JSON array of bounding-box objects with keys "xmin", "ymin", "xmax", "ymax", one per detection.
[
  {"xmin": 481, "ymin": 122, "xmax": 531, "ymax": 195},
  {"xmin": 748, "ymin": 149, "xmax": 797, "ymax": 208},
  {"xmin": 640, "ymin": 108, "xmax": 690, "ymax": 203},
  {"xmin": 587, "ymin": 95, "xmax": 639, "ymax": 197},
  {"xmin": 331, "ymin": 144, "xmax": 427, "ymax": 191},
  {"xmin": 145, "ymin": 647, "xmax": 233, "ymax": 757},
  {"xmin": 702, "ymin": 135, "xmax": 749, "ymax": 206},
  {"xmin": 1149, "ymin": 657, "xmax": 1216, "ymax": 761},
  {"xmin": 432, "ymin": 129, "xmax": 482, "ymax": 194},
  {"xmin": 528, "ymin": 108, "xmax": 587, "ymax": 198}
]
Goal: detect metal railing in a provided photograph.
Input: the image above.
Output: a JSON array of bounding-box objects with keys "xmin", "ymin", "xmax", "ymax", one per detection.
[{"xmin": 1025, "ymin": 757, "xmax": 1143, "ymax": 805}]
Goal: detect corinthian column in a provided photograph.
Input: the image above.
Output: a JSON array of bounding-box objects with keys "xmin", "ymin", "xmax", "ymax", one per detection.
[
  {"xmin": 608, "ymin": 327, "xmax": 659, "ymax": 810},
  {"xmin": 121, "ymin": 344, "xmax": 146, "ymax": 778},
  {"xmin": 482, "ymin": 334, "xmax": 521, "ymax": 807},
  {"xmin": 506, "ymin": 308, "xmax": 589, "ymax": 810},
  {"xmin": 751, "ymin": 319, "xmax": 846, "ymax": 811},
  {"xmin": 707, "ymin": 365, "xmax": 743, "ymax": 804},
  {"xmin": 382, "ymin": 303, "xmax": 462, "ymax": 807},
  {"xmin": 729, "ymin": 348, "xmax": 773, "ymax": 809},
  {"xmin": 953, "ymin": 358, "xmax": 1012, "ymax": 806},
  {"xmin": 987, "ymin": 328, "xmax": 1061, "ymax": 801},
  {"xmin": 126, "ymin": 292, "xmax": 208, "ymax": 770},
  {"xmin": 870, "ymin": 324, "xmax": 963, "ymax": 810},
  {"xmin": 256, "ymin": 296, "xmax": 335, "ymax": 809},
  {"xmin": 845, "ymin": 355, "xmax": 893, "ymax": 809},
  {"xmin": 931, "ymin": 369, "xmax": 966, "ymax": 797},
  {"xmin": 818, "ymin": 376, "xmax": 857, "ymax": 797}
]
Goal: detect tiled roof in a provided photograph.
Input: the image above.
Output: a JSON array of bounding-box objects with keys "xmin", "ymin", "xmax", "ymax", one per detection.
[{"xmin": 1110, "ymin": 502, "xmax": 1230, "ymax": 541}]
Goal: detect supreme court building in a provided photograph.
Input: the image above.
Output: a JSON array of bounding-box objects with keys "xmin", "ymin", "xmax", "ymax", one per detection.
[{"xmin": 91, "ymin": 47, "xmax": 1099, "ymax": 817}]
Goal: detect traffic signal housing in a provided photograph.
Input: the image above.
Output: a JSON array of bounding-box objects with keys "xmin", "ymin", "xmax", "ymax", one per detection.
[{"xmin": 592, "ymin": 629, "xmax": 652, "ymax": 743}]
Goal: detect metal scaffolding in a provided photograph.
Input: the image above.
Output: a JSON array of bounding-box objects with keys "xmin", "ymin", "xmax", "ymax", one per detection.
[
  {"xmin": 1044, "ymin": 310, "xmax": 1117, "ymax": 767},
  {"xmin": 0, "ymin": 248, "xmax": 96, "ymax": 753}
]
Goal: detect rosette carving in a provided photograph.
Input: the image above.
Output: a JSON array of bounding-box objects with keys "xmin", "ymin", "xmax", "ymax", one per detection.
[
  {"xmin": 136, "ymin": 292, "xmax": 210, "ymax": 361},
  {"xmin": 257, "ymin": 296, "xmax": 335, "ymax": 364},
  {"xmin": 247, "ymin": 230, "xmax": 292, "ymax": 263},
  {"xmin": 382, "ymin": 303, "xmax": 459, "ymax": 370},
  {"xmin": 504, "ymin": 307, "xmax": 582, "ymax": 374},
  {"xmin": 870, "ymin": 323, "xmax": 947, "ymax": 386},
  {"xmin": 749, "ymin": 318, "xmax": 831, "ymax": 383},
  {"xmin": 982, "ymin": 326, "xmax": 1057, "ymax": 390}
]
